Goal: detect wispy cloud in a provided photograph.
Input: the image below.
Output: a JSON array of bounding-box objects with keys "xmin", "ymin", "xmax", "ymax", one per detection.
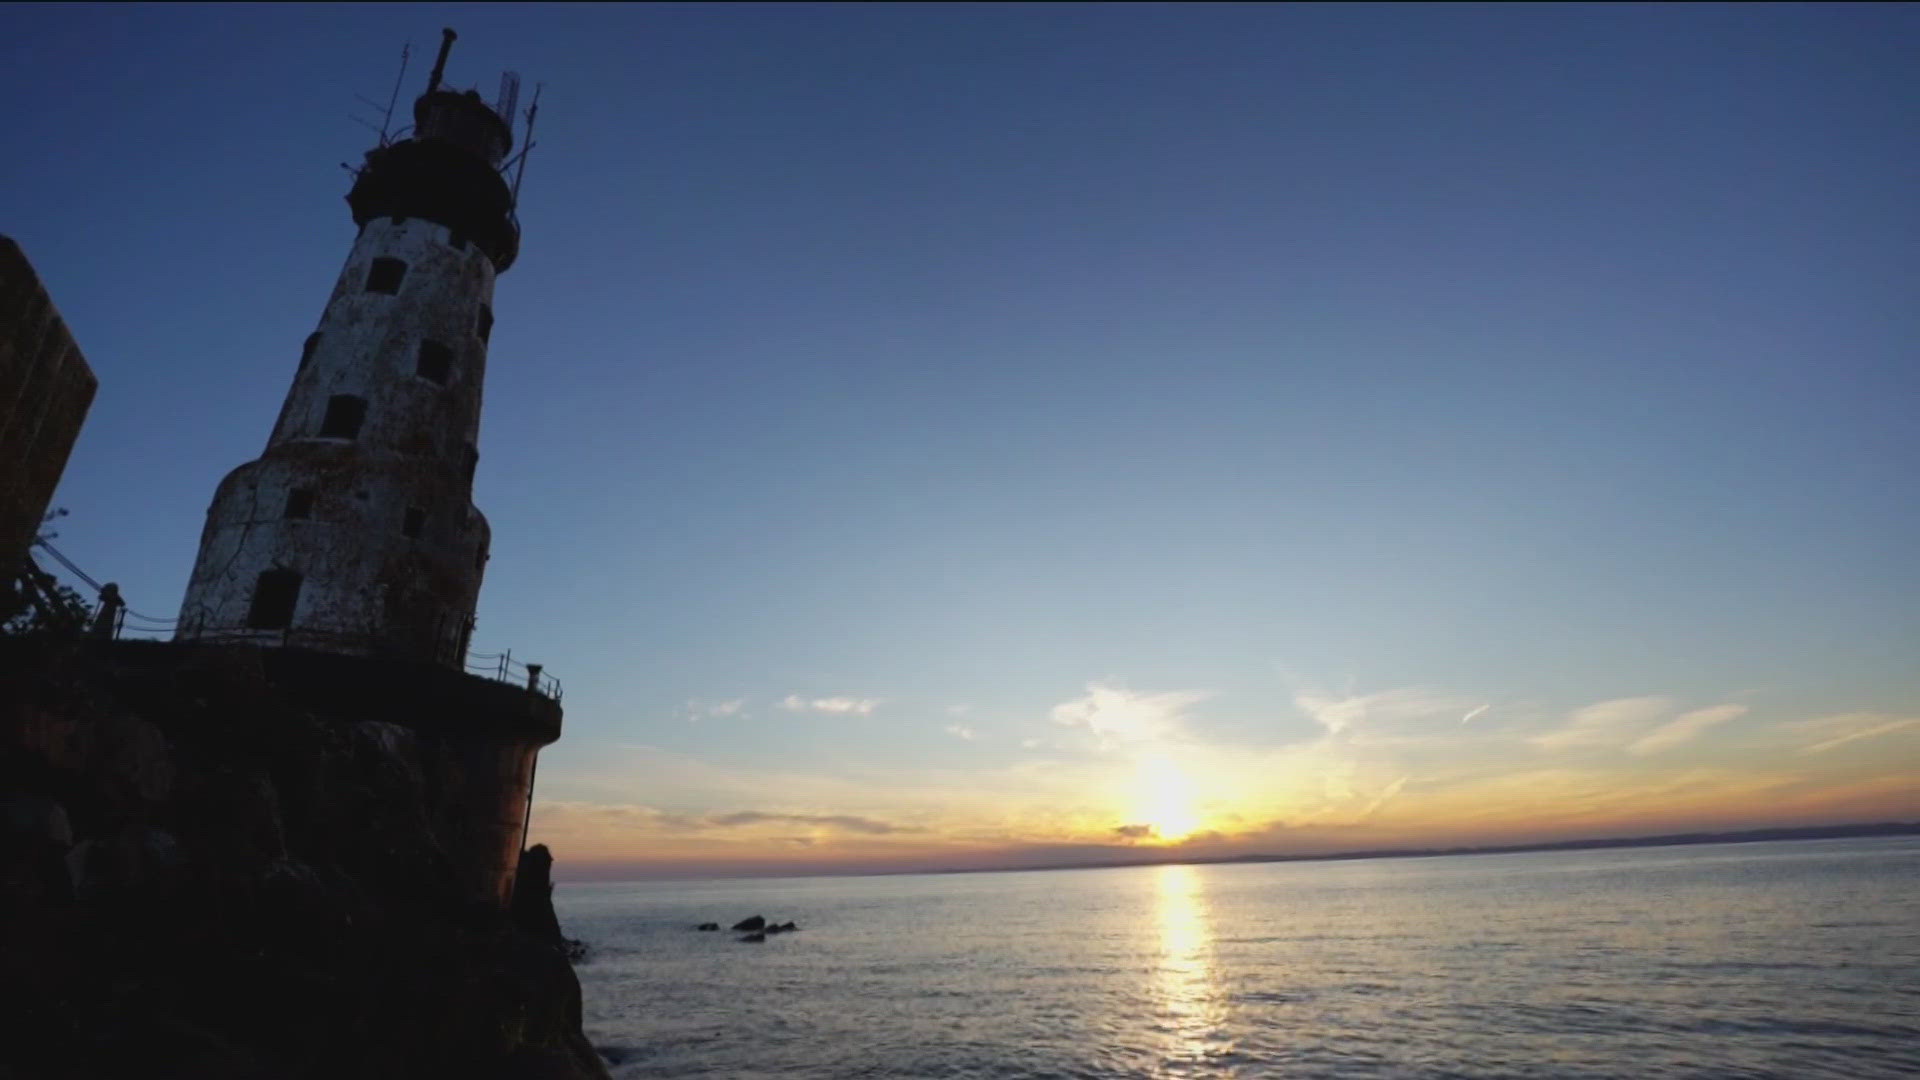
[
  {"xmin": 1358, "ymin": 775, "xmax": 1412, "ymax": 820},
  {"xmin": 707, "ymin": 811, "xmax": 921, "ymax": 835},
  {"xmin": 1460, "ymin": 704, "xmax": 1490, "ymax": 726},
  {"xmin": 1530, "ymin": 696, "xmax": 1674, "ymax": 751},
  {"xmin": 944, "ymin": 724, "xmax": 977, "ymax": 741},
  {"xmin": 536, "ymin": 802, "xmax": 925, "ymax": 838},
  {"xmin": 1294, "ymin": 687, "xmax": 1480, "ymax": 738},
  {"xmin": 1789, "ymin": 714, "xmax": 1920, "ymax": 755},
  {"xmin": 780, "ymin": 695, "xmax": 880, "ymax": 716},
  {"xmin": 684, "ymin": 698, "xmax": 746, "ymax": 722},
  {"xmin": 1628, "ymin": 704, "xmax": 1747, "ymax": 755},
  {"xmin": 1050, "ymin": 682, "xmax": 1208, "ymax": 745}
]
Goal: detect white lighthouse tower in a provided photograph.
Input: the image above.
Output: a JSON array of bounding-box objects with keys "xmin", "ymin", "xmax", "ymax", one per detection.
[{"xmin": 177, "ymin": 32, "xmax": 531, "ymax": 667}]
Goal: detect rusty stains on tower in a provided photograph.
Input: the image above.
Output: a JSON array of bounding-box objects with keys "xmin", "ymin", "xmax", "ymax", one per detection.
[{"xmin": 176, "ymin": 31, "xmax": 537, "ymax": 669}]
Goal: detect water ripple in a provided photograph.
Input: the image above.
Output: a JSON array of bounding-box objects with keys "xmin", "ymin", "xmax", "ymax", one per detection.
[{"xmin": 561, "ymin": 837, "xmax": 1920, "ymax": 1079}]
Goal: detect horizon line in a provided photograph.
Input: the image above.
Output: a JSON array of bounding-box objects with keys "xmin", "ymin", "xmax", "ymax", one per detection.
[{"xmin": 552, "ymin": 820, "xmax": 1920, "ymax": 885}]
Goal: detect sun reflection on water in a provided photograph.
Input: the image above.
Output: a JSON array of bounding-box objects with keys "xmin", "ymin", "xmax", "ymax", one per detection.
[{"xmin": 1153, "ymin": 863, "xmax": 1230, "ymax": 1070}]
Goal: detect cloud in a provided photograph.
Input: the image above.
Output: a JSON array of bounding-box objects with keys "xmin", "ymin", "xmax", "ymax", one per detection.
[
  {"xmin": 944, "ymin": 724, "xmax": 977, "ymax": 741},
  {"xmin": 1460, "ymin": 704, "xmax": 1490, "ymax": 726},
  {"xmin": 684, "ymin": 698, "xmax": 745, "ymax": 722},
  {"xmin": 1113, "ymin": 823, "xmax": 1157, "ymax": 840},
  {"xmin": 1050, "ymin": 682, "xmax": 1208, "ymax": 745},
  {"xmin": 707, "ymin": 811, "xmax": 920, "ymax": 835},
  {"xmin": 1790, "ymin": 715, "xmax": 1920, "ymax": 755},
  {"xmin": 1293, "ymin": 687, "xmax": 1480, "ymax": 737},
  {"xmin": 1530, "ymin": 696, "xmax": 1674, "ymax": 751},
  {"xmin": 1358, "ymin": 775, "xmax": 1411, "ymax": 820},
  {"xmin": 1628, "ymin": 704, "xmax": 1747, "ymax": 755},
  {"xmin": 780, "ymin": 695, "xmax": 880, "ymax": 715}
]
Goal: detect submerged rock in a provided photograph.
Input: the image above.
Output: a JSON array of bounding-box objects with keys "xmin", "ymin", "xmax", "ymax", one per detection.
[
  {"xmin": 738, "ymin": 932, "xmax": 766, "ymax": 943},
  {"xmin": 696, "ymin": 922, "xmax": 719, "ymax": 931}
]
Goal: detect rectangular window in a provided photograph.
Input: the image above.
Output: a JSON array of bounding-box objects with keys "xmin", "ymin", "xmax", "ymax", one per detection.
[
  {"xmin": 476, "ymin": 304, "xmax": 494, "ymax": 345},
  {"xmin": 318, "ymin": 395, "xmax": 367, "ymax": 439},
  {"xmin": 247, "ymin": 569, "xmax": 301, "ymax": 630},
  {"xmin": 403, "ymin": 507, "xmax": 425, "ymax": 539},
  {"xmin": 366, "ymin": 258, "xmax": 406, "ymax": 294},
  {"xmin": 285, "ymin": 489, "xmax": 315, "ymax": 520},
  {"xmin": 416, "ymin": 340, "xmax": 453, "ymax": 384}
]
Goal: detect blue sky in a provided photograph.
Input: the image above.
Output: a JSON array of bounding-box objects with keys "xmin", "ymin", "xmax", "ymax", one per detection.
[{"xmin": 7, "ymin": 4, "xmax": 1917, "ymax": 872}]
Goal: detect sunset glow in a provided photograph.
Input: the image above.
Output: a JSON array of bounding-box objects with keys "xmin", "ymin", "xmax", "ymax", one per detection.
[
  {"xmin": 17, "ymin": 6, "xmax": 1916, "ymax": 884},
  {"xmin": 1131, "ymin": 753, "xmax": 1203, "ymax": 843}
]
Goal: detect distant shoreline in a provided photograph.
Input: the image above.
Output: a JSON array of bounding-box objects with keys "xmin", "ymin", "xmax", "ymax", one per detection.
[
  {"xmin": 908, "ymin": 821, "xmax": 1920, "ymax": 878},
  {"xmin": 561, "ymin": 821, "xmax": 1920, "ymax": 884}
]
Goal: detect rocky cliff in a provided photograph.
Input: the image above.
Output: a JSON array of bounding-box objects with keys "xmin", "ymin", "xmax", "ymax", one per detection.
[{"xmin": 0, "ymin": 636, "xmax": 608, "ymax": 1079}]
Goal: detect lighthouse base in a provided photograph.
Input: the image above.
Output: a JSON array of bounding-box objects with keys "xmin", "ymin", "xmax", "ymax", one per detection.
[{"xmin": 0, "ymin": 636, "xmax": 604, "ymax": 1078}]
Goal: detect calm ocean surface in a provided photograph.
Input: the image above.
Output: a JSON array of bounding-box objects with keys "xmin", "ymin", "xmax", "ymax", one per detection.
[{"xmin": 557, "ymin": 837, "xmax": 1920, "ymax": 1078}]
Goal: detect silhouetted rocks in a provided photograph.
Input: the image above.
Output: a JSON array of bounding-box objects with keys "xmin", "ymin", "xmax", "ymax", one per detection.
[
  {"xmin": 513, "ymin": 844, "xmax": 565, "ymax": 943},
  {"xmin": 765, "ymin": 921, "xmax": 798, "ymax": 934},
  {"xmin": 695, "ymin": 922, "xmax": 719, "ymax": 931},
  {"xmin": 731, "ymin": 915, "xmax": 766, "ymax": 931}
]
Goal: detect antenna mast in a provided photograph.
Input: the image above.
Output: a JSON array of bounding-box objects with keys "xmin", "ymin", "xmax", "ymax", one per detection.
[
  {"xmin": 379, "ymin": 42, "xmax": 411, "ymax": 144},
  {"xmin": 496, "ymin": 72, "xmax": 521, "ymax": 128},
  {"xmin": 511, "ymin": 84, "xmax": 543, "ymax": 204}
]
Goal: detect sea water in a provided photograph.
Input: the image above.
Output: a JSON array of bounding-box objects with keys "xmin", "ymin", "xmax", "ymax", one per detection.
[{"xmin": 557, "ymin": 837, "xmax": 1920, "ymax": 1078}]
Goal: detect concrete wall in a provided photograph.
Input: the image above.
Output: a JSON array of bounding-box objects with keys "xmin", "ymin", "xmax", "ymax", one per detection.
[
  {"xmin": 94, "ymin": 639, "xmax": 561, "ymax": 904},
  {"xmin": 0, "ymin": 237, "xmax": 97, "ymax": 565},
  {"xmin": 0, "ymin": 636, "xmax": 603, "ymax": 1078},
  {"xmin": 177, "ymin": 218, "xmax": 493, "ymax": 665}
]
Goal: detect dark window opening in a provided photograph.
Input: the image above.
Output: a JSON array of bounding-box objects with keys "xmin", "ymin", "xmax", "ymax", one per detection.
[
  {"xmin": 247, "ymin": 568, "xmax": 301, "ymax": 630},
  {"xmin": 300, "ymin": 332, "xmax": 321, "ymax": 369},
  {"xmin": 463, "ymin": 443, "xmax": 479, "ymax": 483},
  {"xmin": 285, "ymin": 489, "xmax": 315, "ymax": 520},
  {"xmin": 403, "ymin": 507, "xmax": 426, "ymax": 539},
  {"xmin": 366, "ymin": 258, "xmax": 406, "ymax": 294},
  {"xmin": 318, "ymin": 395, "xmax": 367, "ymax": 439},
  {"xmin": 476, "ymin": 304, "xmax": 494, "ymax": 345},
  {"xmin": 416, "ymin": 340, "xmax": 453, "ymax": 384}
]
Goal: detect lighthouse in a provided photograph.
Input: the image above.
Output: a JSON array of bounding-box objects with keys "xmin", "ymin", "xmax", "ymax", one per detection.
[{"xmin": 177, "ymin": 31, "xmax": 530, "ymax": 668}]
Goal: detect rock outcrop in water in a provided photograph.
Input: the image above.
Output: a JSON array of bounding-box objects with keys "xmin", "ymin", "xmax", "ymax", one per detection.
[{"xmin": 0, "ymin": 637, "xmax": 609, "ymax": 1079}]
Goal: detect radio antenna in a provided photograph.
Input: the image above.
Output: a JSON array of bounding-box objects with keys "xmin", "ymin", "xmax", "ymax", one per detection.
[{"xmin": 379, "ymin": 42, "xmax": 411, "ymax": 144}]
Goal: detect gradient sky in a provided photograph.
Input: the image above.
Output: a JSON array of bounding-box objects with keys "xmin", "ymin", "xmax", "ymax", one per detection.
[{"xmin": 7, "ymin": 4, "xmax": 1917, "ymax": 877}]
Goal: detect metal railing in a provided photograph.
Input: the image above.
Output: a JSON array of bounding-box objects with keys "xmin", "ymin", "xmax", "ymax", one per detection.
[
  {"xmin": 170, "ymin": 627, "xmax": 562, "ymax": 702},
  {"xmin": 28, "ymin": 539, "xmax": 563, "ymax": 703},
  {"xmin": 462, "ymin": 649, "xmax": 562, "ymax": 701}
]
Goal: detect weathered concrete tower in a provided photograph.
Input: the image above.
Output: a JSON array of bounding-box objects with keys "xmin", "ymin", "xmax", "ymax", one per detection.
[{"xmin": 177, "ymin": 32, "xmax": 527, "ymax": 666}]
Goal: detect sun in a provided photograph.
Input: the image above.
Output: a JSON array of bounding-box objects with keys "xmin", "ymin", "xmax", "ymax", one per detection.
[{"xmin": 1133, "ymin": 753, "xmax": 1202, "ymax": 842}]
